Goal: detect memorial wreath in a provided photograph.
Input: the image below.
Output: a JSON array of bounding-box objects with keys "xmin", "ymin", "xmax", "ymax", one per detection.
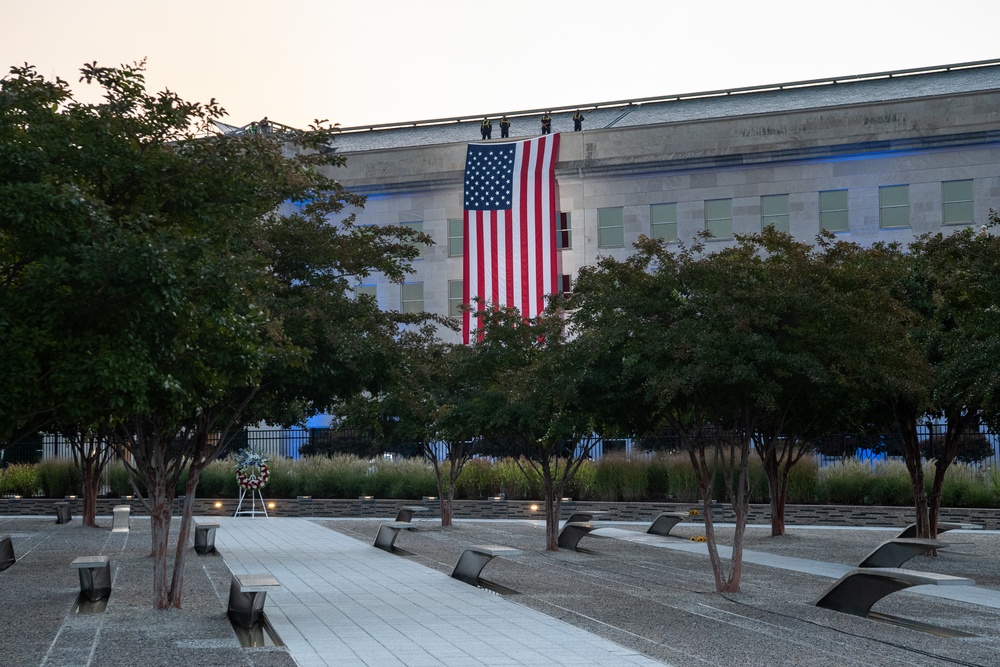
[{"xmin": 234, "ymin": 448, "xmax": 270, "ymax": 490}]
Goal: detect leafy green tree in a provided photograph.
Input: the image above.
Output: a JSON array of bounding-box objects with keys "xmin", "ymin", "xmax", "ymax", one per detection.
[{"xmin": 0, "ymin": 61, "xmax": 426, "ymax": 609}]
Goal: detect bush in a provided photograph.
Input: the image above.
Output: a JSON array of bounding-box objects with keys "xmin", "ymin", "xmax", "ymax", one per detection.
[
  {"xmin": 37, "ymin": 459, "xmax": 83, "ymax": 497},
  {"xmin": 1, "ymin": 463, "xmax": 40, "ymax": 497},
  {"xmin": 785, "ymin": 456, "xmax": 820, "ymax": 504},
  {"xmin": 592, "ymin": 453, "xmax": 648, "ymax": 501},
  {"xmin": 645, "ymin": 454, "xmax": 672, "ymax": 500},
  {"xmin": 566, "ymin": 459, "xmax": 596, "ymax": 500},
  {"xmin": 494, "ymin": 458, "xmax": 541, "ymax": 499},
  {"xmin": 364, "ymin": 457, "xmax": 437, "ymax": 499},
  {"xmin": 866, "ymin": 461, "xmax": 913, "ymax": 506},
  {"xmin": 199, "ymin": 459, "xmax": 238, "ymax": 498},
  {"xmin": 817, "ymin": 459, "xmax": 872, "ymax": 504},
  {"xmin": 296, "ymin": 455, "xmax": 368, "ymax": 498},
  {"xmin": 940, "ymin": 463, "xmax": 997, "ymax": 508},
  {"xmin": 262, "ymin": 457, "xmax": 297, "ymax": 499},
  {"xmin": 456, "ymin": 458, "xmax": 497, "ymax": 499},
  {"xmin": 661, "ymin": 453, "xmax": 699, "ymax": 502}
]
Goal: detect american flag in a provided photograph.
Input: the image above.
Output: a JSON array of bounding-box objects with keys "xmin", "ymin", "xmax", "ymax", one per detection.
[{"xmin": 462, "ymin": 134, "xmax": 560, "ymax": 343}]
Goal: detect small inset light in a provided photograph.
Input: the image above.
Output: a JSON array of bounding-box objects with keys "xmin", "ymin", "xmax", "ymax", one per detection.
[
  {"xmin": 13, "ymin": 495, "xmax": 21, "ymax": 500},
  {"xmin": 529, "ymin": 504, "xmax": 539, "ymax": 511},
  {"xmin": 214, "ymin": 502, "xmax": 223, "ymax": 509},
  {"xmin": 267, "ymin": 502, "xmax": 276, "ymax": 509},
  {"xmin": 359, "ymin": 495, "xmax": 374, "ymax": 500}
]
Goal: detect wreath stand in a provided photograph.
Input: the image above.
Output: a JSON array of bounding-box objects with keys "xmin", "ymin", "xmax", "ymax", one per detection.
[{"xmin": 233, "ymin": 487, "xmax": 268, "ymax": 518}]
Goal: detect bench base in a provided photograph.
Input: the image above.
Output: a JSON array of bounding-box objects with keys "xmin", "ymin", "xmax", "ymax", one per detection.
[
  {"xmin": 195, "ymin": 522, "xmax": 221, "ymax": 554},
  {"xmin": 647, "ymin": 512, "xmax": 688, "ymax": 537},
  {"xmin": 71, "ymin": 555, "xmax": 111, "ymax": 602},
  {"xmin": 0, "ymin": 535, "xmax": 14, "ymax": 571},
  {"xmin": 111, "ymin": 505, "xmax": 131, "ymax": 533},
  {"xmin": 816, "ymin": 567, "xmax": 973, "ymax": 618},
  {"xmin": 373, "ymin": 522, "xmax": 416, "ymax": 552},
  {"xmin": 452, "ymin": 545, "xmax": 522, "ymax": 586},
  {"xmin": 55, "ymin": 502, "xmax": 72, "ymax": 524},
  {"xmin": 394, "ymin": 506, "xmax": 429, "ymax": 522},
  {"xmin": 557, "ymin": 522, "xmax": 596, "ymax": 551},
  {"xmin": 228, "ymin": 574, "xmax": 280, "ymax": 629}
]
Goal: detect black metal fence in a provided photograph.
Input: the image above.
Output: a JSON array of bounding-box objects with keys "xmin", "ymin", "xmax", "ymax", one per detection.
[{"xmin": 3, "ymin": 425, "xmax": 999, "ymax": 469}]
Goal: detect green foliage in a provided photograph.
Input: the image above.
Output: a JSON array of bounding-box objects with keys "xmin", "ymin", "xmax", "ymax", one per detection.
[
  {"xmin": 296, "ymin": 455, "xmax": 369, "ymax": 499},
  {"xmin": 37, "ymin": 459, "xmax": 82, "ymax": 497},
  {"xmin": 108, "ymin": 461, "xmax": 138, "ymax": 497},
  {"xmin": 592, "ymin": 453, "xmax": 648, "ymax": 501},
  {"xmin": 262, "ymin": 457, "xmax": 297, "ymax": 499},
  {"xmin": 566, "ymin": 459, "xmax": 596, "ymax": 500},
  {"xmin": 364, "ymin": 457, "xmax": 437, "ymax": 499},
  {"xmin": 0, "ymin": 463, "xmax": 40, "ymax": 496},
  {"xmin": 940, "ymin": 464, "xmax": 998, "ymax": 508},
  {"xmin": 455, "ymin": 458, "xmax": 498, "ymax": 499},
  {"xmin": 817, "ymin": 460, "xmax": 873, "ymax": 504},
  {"xmin": 785, "ymin": 455, "xmax": 821, "ymax": 504},
  {"xmin": 198, "ymin": 460, "xmax": 237, "ymax": 498}
]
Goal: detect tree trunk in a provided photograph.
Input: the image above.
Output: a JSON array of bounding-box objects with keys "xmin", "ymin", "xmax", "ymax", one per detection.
[
  {"xmin": 543, "ymin": 477, "xmax": 560, "ymax": 551},
  {"xmin": 81, "ymin": 461, "xmax": 100, "ymax": 528},
  {"xmin": 148, "ymin": 468, "xmax": 173, "ymax": 610},
  {"xmin": 169, "ymin": 470, "xmax": 200, "ymax": 608},
  {"xmin": 897, "ymin": 412, "xmax": 930, "ymax": 538}
]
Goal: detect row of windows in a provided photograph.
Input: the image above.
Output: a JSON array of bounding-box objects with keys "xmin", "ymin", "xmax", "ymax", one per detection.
[
  {"xmin": 597, "ymin": 180, "xmax": 975, "ymax": 246},
  {"xmin": 357, "ymin": 277, "xmax": 573, "ymax": 317},
  {"xmin": 407, "ymin": 214, "xmax": 576, "ymax": 260}
]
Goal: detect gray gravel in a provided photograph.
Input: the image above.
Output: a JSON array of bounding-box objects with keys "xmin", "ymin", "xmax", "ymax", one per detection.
[
  {"xmin": 3, "ymin": 514, "xmax": 1000, "ymax": 667},
  {"xmin": 324, "ymin": 519, "xmax": 1000, "ymax": 667}
]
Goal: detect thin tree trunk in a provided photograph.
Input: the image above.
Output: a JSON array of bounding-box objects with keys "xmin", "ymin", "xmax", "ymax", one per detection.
[
  {"xmin": 148, "ymin": 467, "xmax": 173, "ymax": 610},
  {"xmin": 82, "ymin": 463, "xmax": 100, "ymax": 528},
  {"xmin": 169, "ymin": 470, "xmax": 200, "ymax": 607}
]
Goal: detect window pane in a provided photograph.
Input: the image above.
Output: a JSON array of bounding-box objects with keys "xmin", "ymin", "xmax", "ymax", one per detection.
[
  {"xmin": 879, "ymin": 185, "xmax": 909, "ymax": 228},
  {"xmin": 943, "ymin": 200, "xmax": 974, "ymax": 224},
  {"xmin": 879, "ymin": 185, "xmax": 908, "ymax": 208},
  {"xmin": 557, "ymin": 212, "xmax": 572, "ymax": 249},
  {"xmin": 650, "ymin": 204, "xmax": 677, "ymax": 241},
  {"xmin": 880, "ymin": 206, "xmax": 909, "ymax": 228},
  {"xmin": 356, "ymin": 284, "xmax": 376, "ymax": 299},
  {"xmin": 598, "ymin": 207, "xmax": 624, "ymax": 247},
  {"xmin": 448, "ymin": 280, "xmax": 463, "ymax": 317},
  {"xmin": 763, "ymin": 214, "xmax": 790, "ymax": 234},
  {"xmin": 942, "ymin": 180, "xmax": 973, "ymax": 224},
  {"xmin": 706, "ymin": 218, "xmax": 732, "ymax": 239},
  {"xmin": 761, "ymin": 194, "xmax": 788, "ymax": 217},
  {"xmin": 401, "ymin": 282, "xmax": 423, "ymax": 313},
  {"xmin": 704, "ymin": 199, "xmax": 731, "ymax": 220},
  {"xmin": 448, "ymin": 219, "xmax": 463, "ymax": 256},
  {"xmin": 819, "ymin": 191, "xmax": 848, "ymax": 232}
]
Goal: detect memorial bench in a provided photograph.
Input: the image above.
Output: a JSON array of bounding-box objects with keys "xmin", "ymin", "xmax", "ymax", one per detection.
[
  {"xmin": 646, "ymin": 512, "xmax": 689, "ymax": 537},
  {"xmin": 55, "ymin": 502, "xmax": 72, "ymax": 524},
  {"xmin": 0, "ymin": 535, "xmax": 14, "ymax": 571},
  {"xmin": 858, "ymin": 538, "xmax": 949, "ymax": 568},
  {"xmin": 816, "ymin": 567, "xmax": 973, "ymax": 620},
  {"xmin": 71, "ymin": 555, "xmax": 112, "ymax": 602},
  {"xmin": 395, "ymin": 506, "xmax": 429, "ymax": 522},
  {"xmin": 557, "ymin": 522, "xmax": 596, "ymax": 551},
  {"xmin": 194, "ymin": 521, "xmax": 221, "ymax": 554},
  {"xmin": 451, "ymin": 545, "xmax": 522, "ymax": 586},
  {"xmin": 564, "ymin": 510, "xmax": 608, "ymax": 525},
  {"xmin": 896, "ymin": 521, "xmax": 982, "ymax": 539},
  {"xmin": 373, "ymin": 521, "xmax": 417, "ymax": 552},
  {"xmin": 228, "ymin": 573, "xmax": 280, "ymax": 629},
  {"xmin": 111, "ymin": 505, "xmax": 130, "ymax": 533}
]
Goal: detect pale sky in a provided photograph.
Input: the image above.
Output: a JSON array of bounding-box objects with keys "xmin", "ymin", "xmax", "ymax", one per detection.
[{"xmin": 3, "ymin": 1, "xmax": 999, "ymax": 129}]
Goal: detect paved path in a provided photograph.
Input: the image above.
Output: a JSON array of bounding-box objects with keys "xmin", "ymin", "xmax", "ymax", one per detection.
[{"xmin": 213, "ymin": 517, "xmax": 667, "ymax": 667}]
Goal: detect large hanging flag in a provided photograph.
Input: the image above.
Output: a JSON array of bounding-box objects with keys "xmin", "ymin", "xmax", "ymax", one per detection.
[{"xmin": 462, "ymin": 133, "xmax": 560, "ymax": 344}]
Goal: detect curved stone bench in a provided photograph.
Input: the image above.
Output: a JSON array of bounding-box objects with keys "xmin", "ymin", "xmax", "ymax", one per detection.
[
  {"xmin": 858, "ymin": 538, "xmax": 948, "ymax": 568},
  {"xmin": 646, "ymin": 512, "xmax": 689, "ymax": 537},
  {"xmin": 451, "ymin": 545, "xmax": 522, "ymax": 586},
  {"xmin": 896, "ymin": 521, "xmax": 982, "ymax": 539},
  {"xmin": 557, "ymin": 522, "xmax": 596, "ymax": 551},
  {"xmin": 564, "ymin": 510, "xmax": 608, "ymax": 525},
  {"xmin": 395, "ymin": 506, "xmax": 429, "ymax": 523},
  {"xmin": 373, "ymin": 521, "xmax": 416, "ymax": 552},
  {"xmin": 0, "ymin": 535, "xmax": 15, "ymax": 571},
  {"xmin": 816, "ymin": 567, "xmax": 973, "ymax": 618}
]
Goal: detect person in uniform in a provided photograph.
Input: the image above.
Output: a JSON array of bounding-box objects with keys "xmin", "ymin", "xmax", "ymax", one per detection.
[
  {"xmin": 573, "ymin": 110, "xmax": 584, "ymax": 131},
  {"xmin": 541, "ymin": 112, "xmax": 552, "ymax": 135},
  {"xmin": 481, "ymin": 116, "xmax": 492, "ymax": 139},
  {"xmin": 499, "ymin": 115, "xmax": 511, "ymax": 138}
]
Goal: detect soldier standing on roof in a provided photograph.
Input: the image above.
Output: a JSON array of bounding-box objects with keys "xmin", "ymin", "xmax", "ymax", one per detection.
[
  {"xmin": 541, "ymin": 111, "xmax": 552, "ymax": 135},
  {"xmin": 499, "ymin": 115, "xmax": 511, "ymax": 138},
  {"xmin": 481, "ymin": 116, "xmax": 492, "ymax": 139},
  {"xmin": 573, "ymin": 110, "xmax": 584, "ymax": 131}
]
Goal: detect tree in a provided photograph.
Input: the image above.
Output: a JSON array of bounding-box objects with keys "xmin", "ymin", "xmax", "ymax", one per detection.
[
  {"xmin": 459, "ymin": 306, "xmax": 599, "ymax": 551},
  {"xmin": 891, "ymin": 217, "xmax": 1000, "ymax": 538},
  {"xmin": 0, "ymin": 61, "xmax": 427, "ymax": 609}
]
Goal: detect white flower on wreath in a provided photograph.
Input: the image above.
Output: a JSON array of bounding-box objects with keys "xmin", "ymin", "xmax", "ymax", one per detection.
[{"xmin": 234, "ymin": 448, "xmax": 270, "ymax": 490}]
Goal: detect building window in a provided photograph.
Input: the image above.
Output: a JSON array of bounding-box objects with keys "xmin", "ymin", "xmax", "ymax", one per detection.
[
  {"xmin": 650, "ymin": 203, "xmax": 677, "ymax": 241},
  {"xmin": 819, "ymin": 190, "xmax": 849, "ymax": 232},
  {"xmin": 447, "ymin": 218, "xmax": 463, "ymax": 256},
  {"xmin": 761, "ymin": 194, "xmax": 789, "ymax": 233},
  {"xmin": 401, "ymin": 221, "xmax": 425, "ymax": 258},
  {"xmin": 879, "ymin": 185, "xmax": 909, "ymax": 229},
  {"xmin": 448, "ymin": 280, "xmax": 464, "ymax": 317},
  {"xmin": 942, "ymin": 180, "xmax": 974, "ymax": 225},
  {"xmin": 598, "ymin": 207, "xmax": 624, "ymax": 248},
  {"xmin": 560, "ymin": 274, "xmax": 572, "ymax": 295},
  {"xmin": 400, "ymin": 282, "xmax": 423, "ymax": 314},
  {"xmin": 704, "ymin": 199, "xmax": 732, "ymax": 239},
  {"xmin": 557, "ymin": 212, "xmax": 572, "ymax": 249},
  {"xmin": 355, "ymin": 284, "xmax": 376, "ymax": 300}
]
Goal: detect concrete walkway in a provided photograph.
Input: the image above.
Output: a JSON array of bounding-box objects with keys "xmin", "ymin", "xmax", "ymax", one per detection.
[{"xmin": 213, "ymin": 517, "xmax": 668, "ymax": 667}]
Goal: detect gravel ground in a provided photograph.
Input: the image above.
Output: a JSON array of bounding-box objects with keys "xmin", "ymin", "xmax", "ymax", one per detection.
[
  {"xmin": 0, "ymin": 516, "xmax": 295, "ymax": 667},
  {"xmin": 324, "ymin": 519, "xmax": 1000, "ymax": 667},
  {"xmin": 3, "ymin": 514, "xmax": 999, "ymax": 667}
]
